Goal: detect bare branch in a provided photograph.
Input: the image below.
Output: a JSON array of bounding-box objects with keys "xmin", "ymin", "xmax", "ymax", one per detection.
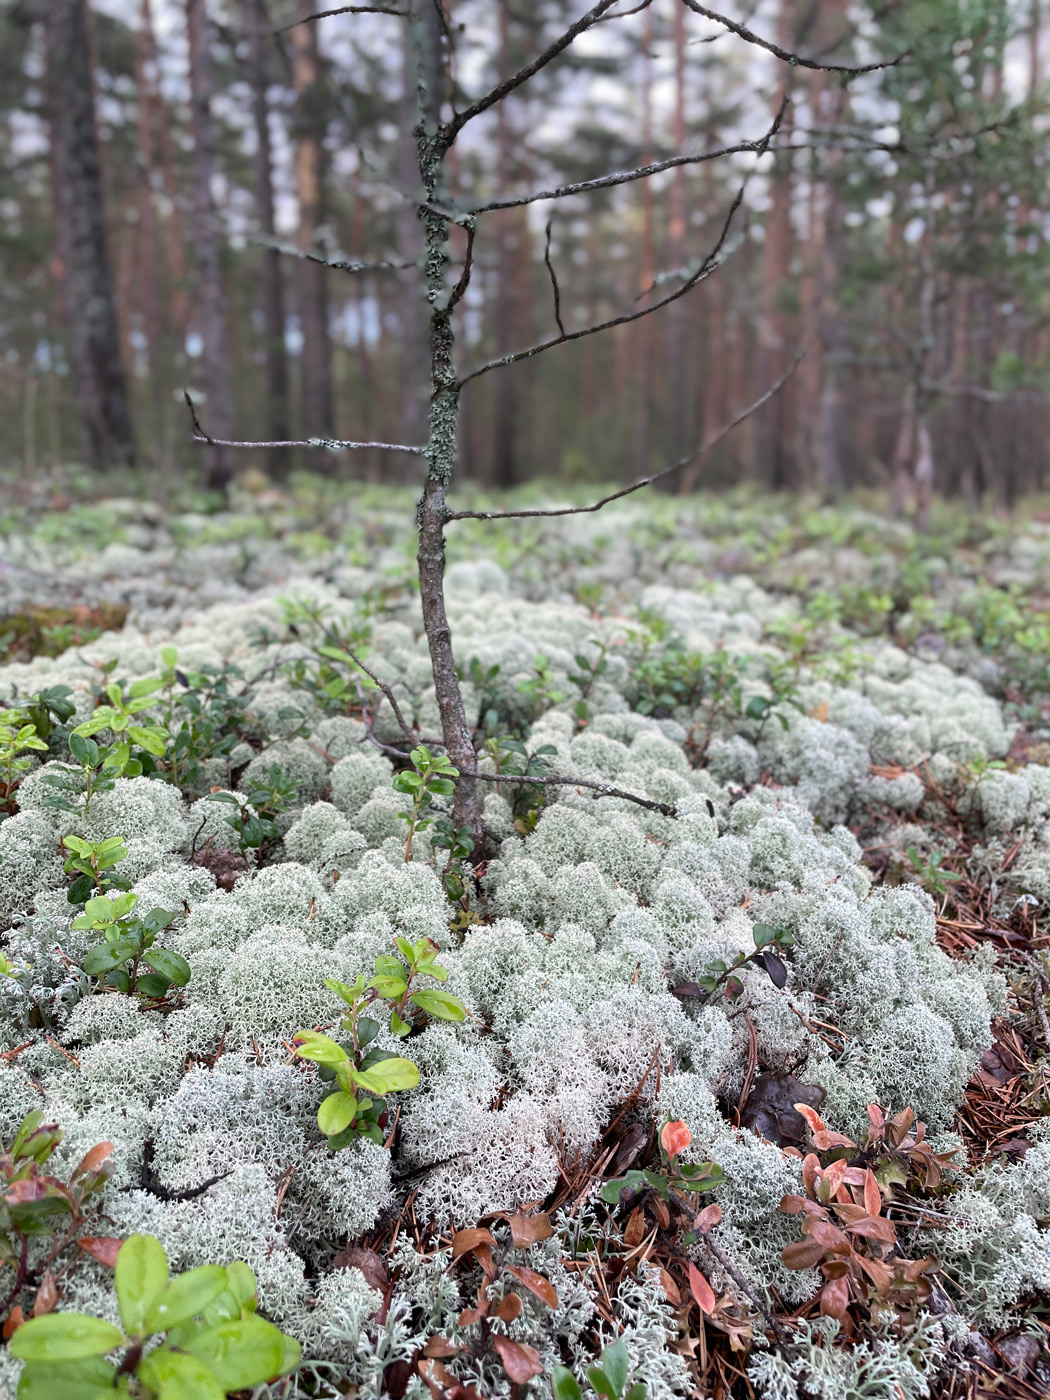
[
  {"xmin": 594, "ymin": 0, "xmax": 654, "ymax": 19},
  {"xmin": 443, "ymin": 0, "xmax": 626, "ymax": 145},
  {"xmin": 248, "ymin": 235, "xmax": 411, "ymax": 274},
  {"xmin": 275, "ymin": 5, "xmax": 405, "ymax": 33},
  {"xmin": 679, "ymin": 0, "xmax": 908, "ymax": 75},
  {"xmin": 544, "ymin": 221, "xmax": 566, "ymax": 338},
  {"xmin": 473, "ymin": 771, "xmax": 677, "ymax": 817},
  {"xmin": 446, "ymin": 340, "xmax": 810, "ymax": 523},
  {"xmin": 466, "ymin": 133, "xmax": 790, "ymax": 215},
  {"xmin": 445, "ymin": 220, "xmax": 476, "ymax": 313},
  {"xmin": 182, "ymin": 390, "xmax": 423, "ymax": 454}
]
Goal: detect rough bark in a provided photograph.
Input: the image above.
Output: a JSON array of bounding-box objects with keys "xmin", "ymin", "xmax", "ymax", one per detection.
[
  {"xmin": 186, "ymin": 0, "xmax": 234, "ymax": 491},
  {"xmin": 666, "ymin": 0, "xmax": 689, "ymax": 461},
  {"xmin": 292, "ymin": 0, "xmax": 334, "ymax": 468},
  {"xmin": 45, "ymin": 0, "xmax": 136, "ymax": 471},
  {"xmin": 631, "ymin": 10, "xmax": 655, "ymax": 481},
  {"xmin": 246, "ymin": 0, "xmax": 291, "ymax": 476}
]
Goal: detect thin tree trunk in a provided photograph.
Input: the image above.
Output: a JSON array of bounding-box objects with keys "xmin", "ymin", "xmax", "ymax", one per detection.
[
  {"xmin": 490, "ymin": 2, "xmax": 520, "ymax": 488},
  {"xmin": 45, "ymin": 0, "xmax": 136, "ymax": 471},
  {"xmin": 632, "ymin": 11, "xmax": 655, "ymax": 480},
  {"xmin": 292, "ymin": 0, "xmax": 334, "ymax": 468},
  {"xmin": 666, "ymin": 1, "xmax": 688, "ymax": 462},
  {"xmin": 186, "ymin": 0, "xmax": 234, "ymax": 491},
  {"xmin": 396, "ymin": 9, "xmax": 433, "ymax": 462},
  {"xmin": 246, "ymin": 0, "xmax": 291, "ymax": 477}
]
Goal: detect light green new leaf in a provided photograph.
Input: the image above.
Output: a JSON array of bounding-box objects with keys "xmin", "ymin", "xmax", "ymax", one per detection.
[
  {"xmin": 16, "ymin": 1356, "xmax": 118, "ymax": 1400},
  {"xmin": 352, "ymin": 1056, "xmax": 420, "ymax": 1095},
  {"xmin": 115, "ymin": 1234, "xmax": 169, "ymax": 1335},
  {"xmin": 138, "ymin": 1345, "xmax": 225, "ymax": 1400},
  {"xmin": 408, "ymin": 989, "xmax": 466, "ymax": 1022},
  {"xmin": 317, "ymin": 1091, "xmax": 358, "ymax": 1137},
  {"xmin": 9, "ymin": 1314, "xmax": 124, "ymax": 1362},
  {"xmin": 551, "ymin": 1366, "xmax": 583, "ymax": 1400},
  {"xmin": 292, "ymin": 1031, "xmax": 347, "ymax": 1066},
  {"xmin": 186, "ymin": 1313, "xmax": 301, "ymax": 1389},
  {"xmin": 144, "ymin": 1264, "xmax": 227, "ymax": 1332}
]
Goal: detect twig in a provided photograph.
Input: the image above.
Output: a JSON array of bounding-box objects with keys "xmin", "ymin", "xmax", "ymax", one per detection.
[
  {"xmin": 442, "ymin": 0, "xmax": 626, "ymax": 145},
  {"xmin": 248, "ymin": 235, "xmax": 411, "ymax": 274},
  {"xmin": 466, "ymin": 133, "xmax": 791, "ymax": 214},
  {"xmin": 473, "ymin": 770, "xmax": 677, "ymax": 817},
  {"xmin": 445, "ymin": 220, "xmax": 476, "ymax": 313},
  {"xmin": 446, "ymin": 337, "xmax": 809, "ymax": 522},
  {"xmin": 697, "ymin": 1226, "xmax": 791, "ymax": 1348},
  {"xmin": 595, "ymin": 0, "xmax": 655, "ymax": 20},
  {"xmin": 679, "ymin": 0, "xmax": 908, "ymax": 75},
  {"xmin": 275, "ymin": 5, "xmax": 405, "ymax": 32},
  {"xmin": 544, "ymin": 221, "xmax": 566, "ymax": 338},
  {"xmin": 454, "ymin": 98, "xmax": 786, "ymax": 390},
  {"xmin": 183, "ymin": 390, "xmax": 423, "ymax": 455},
  {"xmin": 1025, "ymin": 954, "xmax": 1050, "ymax": 1051}
]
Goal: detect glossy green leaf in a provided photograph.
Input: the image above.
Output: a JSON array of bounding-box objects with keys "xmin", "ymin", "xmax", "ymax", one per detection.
[
  {"xmin": 599, "ymin": 1340, "xmax": 629, "ymax": 1400},
  {"xmin": 551, "ymin": 1366, "xmax": 583, "ymax": 1400},
  {"xmin": 408, "ymin": 989, "xmax": 465, "ymax": 1022},
  {"xmin": 138, "ymin": 1346, "xmax": 225, "ymax": 1400},
  {"xmin": 223, "ymin": 1260, "xmax": 257, "ymax": 1310},
  {"xmin": 144, "ymin": 1264, "xmax": 227, "ymax": 1332},
  {"xmin": 16, "ymin": 1356, "xmax": 117, "ymax": 1400},
  {"xmin": 291, "ymin": 1031, "xmax": 347, "ymax": 1065},
  {"xmin": 317, "ymin": 1091, "xmax": 358, "ymax": 1137},
  {"xmin": 8, "ymin": 1314, "xmax": 124, "ymax": 1362},
  {"xmin": 186, "ymin": 1313, "xmax": 301, "ymax": 1389},
  {"xmin": 115, "ymin": 1233, "xmax": 169, "ymax": 1335},
  {"xmin": 351, "ymin": 1056, "xmax": 420, "ymax": 1095},
  {"xmin": 143, "ymin": 948, "xmax": 192, "ymax": 987}
]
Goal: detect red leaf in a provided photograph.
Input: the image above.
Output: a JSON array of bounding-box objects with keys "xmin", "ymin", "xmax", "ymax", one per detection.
[
  {"xmin": 492, "ymin": 1293, "xmax": 523, "ymax": 1323},
  {"xmin": 782, "ymin": 1239, "xmax": 827, "ymax": 1270},
  {"xmin": 491, "ymin": 1335, "xmax": 543, "ymax": 1384},
  {"xmin": 72, "ymin": 1142, "xmax": 114, "ymax": 1180},
  {"xmin": 2, "ymin": 1307, "xmax": 24, "ymax": 1341},
  {"xmin": 687, "ymin": 1262, "xmax": 716, "ymax": 1314},
  {"xmin": 31, "ymin": 1272, "xmax": 58, "ymax": 1318},
  {"xmin": 505, "ymin": 1265, "xmax": 558, "ymax": 1309},
  {"xmin": 862, "ymin": 1169, "xmax": 881, "ymax": 1219},
  {"xmin": 660, "ymin": 1120, "xmax": 692, "ymax": 1160},
  {"xmin": 793, "ymin": 1103, "xmax": 827, "ymax": 1135},
  {"xmin": 77, "ymin": 1236, "xmax": 123, "ymax": 1269},
  {"xmin": 451, "ymin": 1228, "xmax": 495, "ymax": 1260},
  {"xmin": 819, "ymin": 1275, "xmax": 851, "ymax": 1323}
]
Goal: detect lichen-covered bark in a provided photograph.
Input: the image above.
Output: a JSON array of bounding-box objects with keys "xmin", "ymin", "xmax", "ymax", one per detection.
[{"xmin": 407, "ymin": 2, "xmax": 481, "ymax": 837}]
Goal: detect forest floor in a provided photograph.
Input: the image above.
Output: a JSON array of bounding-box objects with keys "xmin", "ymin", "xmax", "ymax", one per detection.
[{"xmin": 0, "ymin": 479, "xmax": 1049, "ymax": 1400}]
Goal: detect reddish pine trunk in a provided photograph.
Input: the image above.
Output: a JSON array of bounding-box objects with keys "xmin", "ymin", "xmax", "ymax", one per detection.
[{"xmin": 45, "ymin": 0, "xmax": 136, "ymax": 471}]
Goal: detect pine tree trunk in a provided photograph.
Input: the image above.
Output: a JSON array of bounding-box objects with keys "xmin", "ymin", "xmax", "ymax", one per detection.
[
  {"xmin": 186, "ymin": 0, "xmax": 234, "ymax": 491},
  {"xmin": 632, "ymin": 11, "xmax": 655, "ymax": 481},
  {"xmin": 45, "ymin": 0, "xmax": 136, "ymax": 471},
  {"xmin": 292, "ymin": 0, "xmax": 334, "ymax": 470},
  {"xmin": 246, "ymin": 0, "xmax": 291, "ymax": 476}
]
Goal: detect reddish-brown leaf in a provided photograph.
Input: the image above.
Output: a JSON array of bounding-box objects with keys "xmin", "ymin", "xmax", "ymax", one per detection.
[
  {"xmin": 72, "ymin": 1141, "xmax": 114, "ymax": 1180},
  {"xmin": 451, "ymin": 1228, "xmax": 495, "ymax": 1261},
  {"xmin": 802, "ymin": 1153, "xmax": 821, "ymax": 1198},
  {"xmin": 31, "ymin": 1272, "xmax": 58, "ymax": 1318},
  {"xmin": 687, "ymin": 1262, "xmax": 717, "ymax": 1314},
  {"xmin": 657, "ymin": 1268, "xmax": 681, "ymax": 1306},
  {"xmin": 2, "ymin": 1307, "xmax": 24, "ymax": 1341},
  {"xmin": 623, "ymin": 1207, "xmax": 646, "ymax": 1248},
  {"xmin": 808, "ymin": 1220, "xmax": 850, "ymax": 1251},
  {"xmin": 793, "ymin": 1103, "xmax": 827, "ymax": 1135},
  {"xmin": 77, "ymin": 1236, "xmax": 123, "ymax": 1269},
  {"xmin": 782, "ymin": 1239, "xmax": 827, "ymax": 1271},
  {"xmin": 492, "ymin": 1293, "xmax": 523, "ymax": 1323},
  {"xmin": 491, "ymin": 1335, "xmax": 543, "ymax": 1384},
  {"xmin": 856, "ymin": 1254, "xmax": 894, "ymax": 1292},
  {"xmin": 844, "ymin": 1216, "xmax": 896, "ymax": 1245},
  {"xmin": 418, "ymin": 1357, "xmax": 459, "ymax": 1393},
  {"xmin": 862, "ymin": 1169, "xmax": 881, "ymax": 1219},
  {"xmin": 508, "ymin": 1211, "xmax": 553, "ymax": 1249},
  {"xmin": 650, "ymin": 1195, "xmax": 670, "ymax": 1231},
  {"xmin": 819, "ymin": 1275, "xmax": 851, "ymax": 1323},
  {"xmin": 506, "ymin": 1265, "xmax": 558, "ymax": 1309},
  {"xmin": 779, "ymin": 1195, "xmax": 807, "ymax": 1215},
  {"xmin": 422, "ymin": 1338, "xmax": 463, "ymax": 1358},
  {"xmin": 694, "ymin": 1203, "xmax": 721, "ymax": 1233},
  {"xmin": 332, "ymin": 1244, "xmax": 388, "ymax": 1297}
]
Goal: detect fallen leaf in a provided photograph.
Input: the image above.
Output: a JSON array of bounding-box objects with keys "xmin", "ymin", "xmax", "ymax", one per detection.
[
  {"xmin": 508, "ymin": 1210, "xmax": 553, "ymax": 1248},
  {"xmin": 491, "ymin": 1335, "xmax": 542, "ymax": 1384},
  {"xmin": 693, "ymin": 1203, "xmax": 721, "ymax": 1233},
  {"xmin": 77, "ymin": 1236, "xmax": 123, "ymax": 1268},
  {"xmin": 333, "ymin": 1244, "xmax": 389, "ymax": 1298},
  {"xmin": 688, "ymin": 1262, "xmax": 716, "ymax": 1314}
]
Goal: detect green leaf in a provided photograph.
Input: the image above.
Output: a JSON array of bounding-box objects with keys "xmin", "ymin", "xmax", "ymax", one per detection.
[
  {"xmin": 115, "ymin": 1233, "xmax": 169, "ymax": 1335},
  {"xmin": 599, "ymin": 1340, "xmax": 630, "ymax": 1400},
  {"xmin": 223, "ymin": 1261, "xmax": 257, "ymax": 1311},
  {"xmin": 9, "ymin": 1314, "xmax": 124, "ymax": 1363},
  {"xmin": 136, "ymin": 973, "xmax": 173, "ymax": 998},
  {"xmin": 186, "ymin": 1313, "xmax": 301, "ymax": 1389},
  {"xmin": 138, "ymin": 1346, "xmax": 225, "ymax": 1400},
  {"xmin": 367, "ymin": 975, "xmax": 408, "ymax": 1000},
  {"xmin": 751, "ymin": 923, "xmax": 776, "ymax": 949},
  {"xmin": 623, "ymin": 1384, "xmax": 648, "ymax": 1400},
  {"xmin": 408, "ymin": 989, "xmax": 466, "ymax": 1022},
  {"xmin": 126, "ymin": 726, "xmax": 167, "ymax": 756},
  {"xmin": 144, "ymin": 1264, "xmax": 228, "ymax": 1333},
  {"xmin": 292, "ymin": 1031, "xmax": 348, "ymax": 1066},
  {"xmin": 143, "ymin": 949, "xmax": 192, "ymax": 988},
  {"xmin": 16, "ymin": 1356, "xmax": 118, "ymax": 1400},
  {"xmin": 351, "ymin": 1056, "xmax": 420, "ymax": 1095},
  {"xmin": 317, "ymin": 1091, "xmax": 358, "ymax": 1137},
  {"xmin": 389, "ymin": 1011, "xmax": 410, "ymax": 1038},
  {"xmin": 551, "ymin": 1366, "xmax": 583, "ymax": 1400},
  {"xmin": 587, "ymin": 1367, "xmax": 617, "ymax": 1400}
]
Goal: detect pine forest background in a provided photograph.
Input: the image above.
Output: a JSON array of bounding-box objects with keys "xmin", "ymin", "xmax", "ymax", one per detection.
[{"xmin": 1, "ymin": 0, "xmax": 1049, "ymax": 506}]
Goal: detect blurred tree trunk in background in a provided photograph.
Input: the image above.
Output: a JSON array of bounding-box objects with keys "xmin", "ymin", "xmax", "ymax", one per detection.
[
  {"xmin": 491, "ymin": 1, "xmax": 522, "ymax": 489},
  {"xmin": 292, "ymin": 0, "xmax": 333, "ymax": 470},
  {"xmin": 666, "ymin": 1, "xmax": 689, "ymax": 462},
  {"xmin": 45, "ymin": 0, "xmax": 136, "ymax": 471},
  {"xmin": 632, "ymin": 9, "xmax": 655, "ymax": 481},
  {"xmin": 246, "ymin": 0, "xmax": 290, "ymax": 477},
  {"xmin": 186, "ymin": 0, "xmax": 233, "ymax": 491}
]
